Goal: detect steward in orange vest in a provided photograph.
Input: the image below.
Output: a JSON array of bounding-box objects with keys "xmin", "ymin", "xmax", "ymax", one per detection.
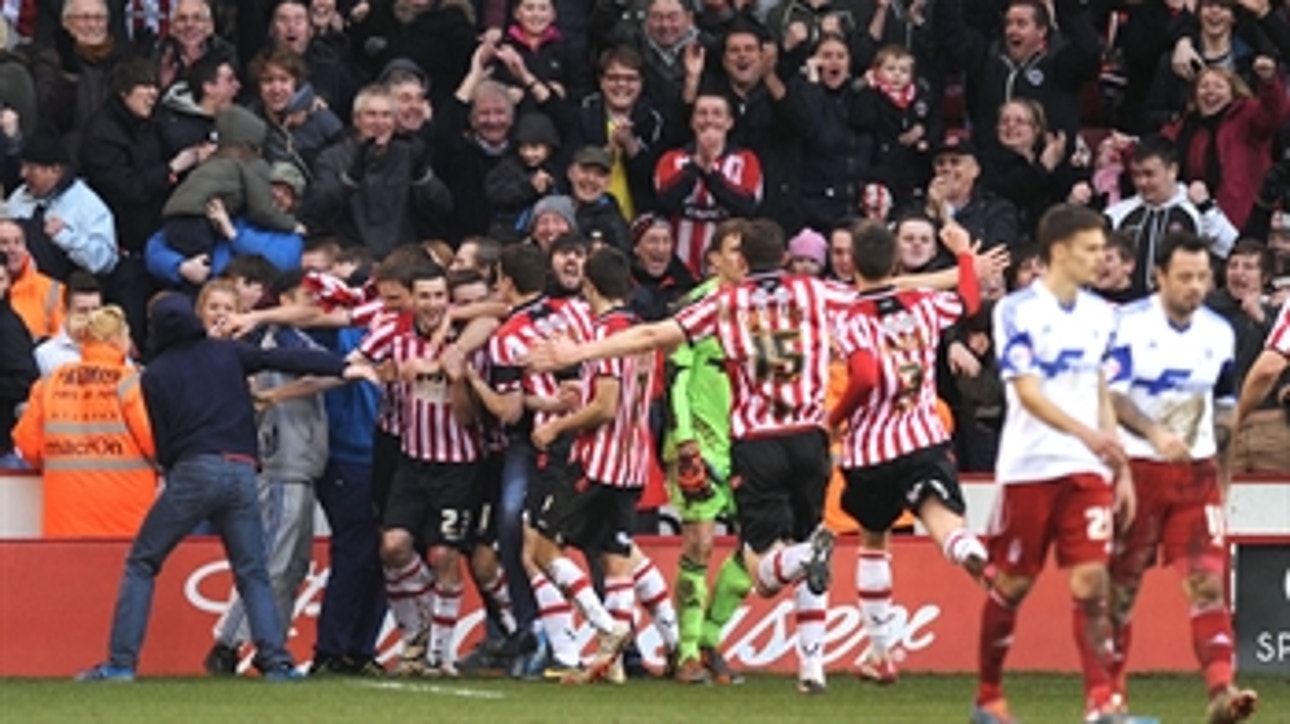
[
  {"xmin": 13, "ymin": 306, "xmax": 156, "ymax": 537},
  {"xmin": 6, "ymin": 244, "xmax": 63, "ymax": 341}
]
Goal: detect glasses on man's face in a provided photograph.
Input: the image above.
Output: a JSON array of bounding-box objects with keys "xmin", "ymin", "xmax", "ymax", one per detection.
[{"xmin": 69, "ymin": 12, "xmax": 109, "ymax": 22}]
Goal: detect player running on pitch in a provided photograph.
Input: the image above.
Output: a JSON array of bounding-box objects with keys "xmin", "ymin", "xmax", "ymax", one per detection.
[{"xmin": 828, "ymin": 220, "xmax": 991, "ymax": 685}]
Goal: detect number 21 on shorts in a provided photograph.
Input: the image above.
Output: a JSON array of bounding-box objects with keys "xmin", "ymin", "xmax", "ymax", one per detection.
[{"xmin": 1084, "ymin": 506, "xmax": 1113, "ymax": 541}]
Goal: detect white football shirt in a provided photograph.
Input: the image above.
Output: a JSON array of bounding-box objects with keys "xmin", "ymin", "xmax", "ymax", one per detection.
[
  {"xmin": 993, "ymin": 281, "xmax": 1117, "ymax": 485},
  {"xmin": 1106, "ymin": 295, "xmax": 1236, "ymax": 461}
]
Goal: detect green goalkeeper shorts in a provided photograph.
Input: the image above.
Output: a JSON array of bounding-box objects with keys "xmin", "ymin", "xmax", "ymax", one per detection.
[{"xmin": 671, "ymin": 477, "xmax": 737, "ymax": 525}]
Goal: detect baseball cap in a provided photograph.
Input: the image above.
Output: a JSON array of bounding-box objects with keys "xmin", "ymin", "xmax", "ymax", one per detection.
[
  {"xmin": 932, "ymin": 135, "xmax": 977, "ymax": 159},
  {"xmin": 572, "ymin": 145, "xmax": 613, "ymax": 172}
]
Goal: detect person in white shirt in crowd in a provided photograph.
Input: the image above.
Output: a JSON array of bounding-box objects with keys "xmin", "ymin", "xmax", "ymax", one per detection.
[{"xmin": 34, "ymin": 271, "xmax": 103, "ymax": 376}]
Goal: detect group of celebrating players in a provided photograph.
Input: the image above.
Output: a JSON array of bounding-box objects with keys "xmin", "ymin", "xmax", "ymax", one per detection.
[{"xmin": 240, "ymin": 203, "xmax": 1268, "ymax": 724}]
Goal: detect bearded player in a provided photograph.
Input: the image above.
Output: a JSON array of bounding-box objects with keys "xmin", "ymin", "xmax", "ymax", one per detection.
[{"xmin": 1106, "ymin": 233, "xmax": 1256, "ymax": 722}]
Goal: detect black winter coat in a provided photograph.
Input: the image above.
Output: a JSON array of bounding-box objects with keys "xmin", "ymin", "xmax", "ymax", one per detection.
[
  {"xmin": 154, "ymin": 83, "xmax": 216, "ymax": 158},
  {"xmin": 306, "ymin": 134, "xmax": 454, "ymax": 258},
  {"xmin": 978, "ymin": 145, "xmax": 1084, "ymax": 244},
  {"xmin": 575, "ymin": 195, "xmax": 632, "ymax": 252},
  {"xmin": 780, "ymin": 77, "xmax": 867, "ymax": 231},
  {"xmin": 561, "ymin": 94, "xmax": 666, "ymax": 214},
  {"xmin": 484, "ymin": 156, "xmax": 559, "ymax": 243},
  {"xmin": 435, "ymin": 97, "xmax": 510, "ymax": 243},
  {"xmin": 78, "ymin": 95, "xmax": 173, "ymax": 254},
  {"xmin": 934, "ymin": 0, "xmax": 1101, "ymax": 151},
  {"xmin": 0, "ymin": 296, "xmax": 36, "ymax": 454},
  {"xmin": 852, "ymin": 78, "xmax": 940, "ymax": 209},
  {"xmin": 713, "ymin": 80, "xmax": 805, "ymax": 235},
  {"xmin": 629, "ymin": 257, "xmax": 696, "ymax": 322},
  {"xmin": 939, "ymin": 189, "xmax": 1022, "ymax": 267}
]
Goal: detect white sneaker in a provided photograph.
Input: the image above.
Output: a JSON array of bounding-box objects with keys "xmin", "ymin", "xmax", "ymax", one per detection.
[{"xmin": 578, "ymin": 623, "xmax": 632, "ymax": 684}]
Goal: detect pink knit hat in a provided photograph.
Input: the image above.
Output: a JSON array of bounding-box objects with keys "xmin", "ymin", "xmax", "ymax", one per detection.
[{"xmin": 788, "ymin": 228, "xmax": 828, "ymax": 265}]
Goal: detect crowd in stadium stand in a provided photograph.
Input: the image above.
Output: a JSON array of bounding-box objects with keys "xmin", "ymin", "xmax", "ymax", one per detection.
[{"xmin": 0, "ymin": 0, "xmax": 1288, "ymax": 698}]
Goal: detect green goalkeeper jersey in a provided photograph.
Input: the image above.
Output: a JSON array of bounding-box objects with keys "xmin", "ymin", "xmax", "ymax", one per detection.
[{"xmin": 666, "ymin": 278, "xmax": 732, "ymax": 481}]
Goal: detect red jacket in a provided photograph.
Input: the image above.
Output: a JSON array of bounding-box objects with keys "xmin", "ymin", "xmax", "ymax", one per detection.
[{"xmin": 1164, "ymin": 77, "xmax": 1287, "ymax": 231}]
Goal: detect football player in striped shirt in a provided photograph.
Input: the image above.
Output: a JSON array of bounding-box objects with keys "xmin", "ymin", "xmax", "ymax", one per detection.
[
  {"xmin": 442, "ymin": 269, "xmax": 526, "ymax": 670},
  {"xmin": 827, "ymin": 220, "xmax": 990, "ymax": 686},
  {"xmin": 464, "ymin": 244, "xmax": 613, "ymax": 679},
  {"xmin": 529, "ymin": 247, "xmax": 671, "ymax": 684},
  {"xmin": 972, "ymin": 205, "xmax": 1135, "ymax": 724},
  {"xmin": 1104, "ymin": 233, "xmax": 1256, "ymax": 723},
  {"xmin": 530, "ymin": 219, "xmax": 852, "ymax": 693},
  {"xmin": 376, "ymin": 265, "xmax": 483, "ymax": 677}
]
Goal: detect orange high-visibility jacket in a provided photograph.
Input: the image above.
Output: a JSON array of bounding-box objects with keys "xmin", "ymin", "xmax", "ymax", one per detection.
[
  {"xmin": 13, "ymin": 342, "xmax": 157, "ymax": 537},
  {"xmin": 8, "ymin": 256, "xmax": 62, "ymax": 340}
]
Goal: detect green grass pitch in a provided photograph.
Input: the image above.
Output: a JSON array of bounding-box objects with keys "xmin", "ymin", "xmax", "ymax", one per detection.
[{"xmin": 1, "ymin": 673, "xmax": 1286, "ymax": 723}]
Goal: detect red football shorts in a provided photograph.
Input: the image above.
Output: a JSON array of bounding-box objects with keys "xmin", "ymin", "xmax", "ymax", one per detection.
[
  {"xmin": 988, "ymin": 473, "xmax": 1114, "ymax": 577},
  {"xmin": 1112, "ymin": 458, "xmax": 1226, "ymax": 576}
]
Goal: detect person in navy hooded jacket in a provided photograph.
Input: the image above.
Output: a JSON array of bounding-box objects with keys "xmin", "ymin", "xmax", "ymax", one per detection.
[{"xmin": 76, "ymin": 292, "xmax": 377, "ymax": 682}]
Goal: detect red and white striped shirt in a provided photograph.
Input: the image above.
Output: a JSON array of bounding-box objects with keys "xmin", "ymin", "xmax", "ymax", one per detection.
[
  {"xmin": 674, "ymin": 272, "xmax": 853, "ymax": 440},
  {"xmin": 1267, "ymin": 300, "xmax": 1290, "ymax": 357},
  {"xmin": 654, "ymin": 147, "xmax": 763, "ymax": 278},
  {"xmin": 390, "ymin": 329, "xmax": 480, "ymax": 463},
  {"xmin": 350, "ymin": 298, "xmax": 387, "ymax": 329},
  {"xmin": 357, "ymin": 308, "xmax": 414, "ymax": 435},
  {"xmin": 572, "ymin": 309, "xmax": 655, "ymax": 488},
  {"xmin": 835, "ymin": 287, "xmax": 964, "ymax": 467},
  {"xmin": 487, "ymin": 296, "xmax": 594, "ymax": 431}
]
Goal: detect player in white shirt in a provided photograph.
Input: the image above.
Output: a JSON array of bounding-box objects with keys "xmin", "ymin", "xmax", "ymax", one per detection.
[
  {"xmin": 973, "ymin": 205, "xmax": 1135, "ymax": 724},
  {"xmin": 1103, "ymin": 233, "xmax": 1257, "ymax": 724}
]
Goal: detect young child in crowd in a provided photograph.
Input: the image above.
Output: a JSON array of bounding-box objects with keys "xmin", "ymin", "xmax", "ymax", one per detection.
[
  {"xmin": 855, "ymin": 45, "xmax": 940, "ymax": 209},
  {"xmin": 787, "ymin": 228, "xmax": 828, "ymax": 277},
  {"xmin": 161, "ymin": 106, "xmax": 303, "ymax": 259},
  {"xmin": 485, "ymin": 113, "xmax": 562, "ymax": 242}
]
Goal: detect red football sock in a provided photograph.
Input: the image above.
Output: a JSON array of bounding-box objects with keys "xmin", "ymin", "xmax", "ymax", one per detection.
[
  {"xmin": 977, "ymin": 588, "xmax": 1017, "ymax": 705},
  {"xmin": 1073, "ymin": 597, "xmax": 1114, "ymax": 701},
  {"xmin": 1191, "ymin": 604, "xmax": 1235, "ymax": 695}
]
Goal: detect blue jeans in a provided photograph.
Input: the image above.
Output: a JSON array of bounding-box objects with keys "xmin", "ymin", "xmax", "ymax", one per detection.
[
  {"xmin": 213, "ymin": 477, "xmax": 315, "ymax": 648},
  {"xmin": 499, "ymin": 440, "xmax": 535, "ymax": 629},
  {"xmin": 107, "ymin": 455, "xmax": 292, "ymax": 670},
  {"xmin": 314, "ymin": 461, "xmax": 386, "ymax": 660}
]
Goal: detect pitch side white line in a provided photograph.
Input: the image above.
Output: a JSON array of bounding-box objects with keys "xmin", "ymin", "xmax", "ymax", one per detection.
[{"xmin": 349, "ymin": 680, "xmax": 508, "ymax": 700}]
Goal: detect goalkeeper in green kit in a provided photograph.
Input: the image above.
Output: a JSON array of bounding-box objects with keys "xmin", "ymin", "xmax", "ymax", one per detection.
[{"xmin": 666, "ymin": 221, "xmax": 754, "ymax": 684}]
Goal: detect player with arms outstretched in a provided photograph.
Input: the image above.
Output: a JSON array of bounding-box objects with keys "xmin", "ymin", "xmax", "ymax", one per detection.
[
  {"xmin": 828, "ymin": 220, "xmax": 991, "ymax": 685},
  {"xmin": 1105, "ymin": 232, "xmax": 1257, "ymax": 723},
  {"xmin": 531, "ymin": 218, "xmax": 851, "ymax": 693},
  {"xmin": 972, "ymin": 205, "xmax": 1135, "ymax": 724}
]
